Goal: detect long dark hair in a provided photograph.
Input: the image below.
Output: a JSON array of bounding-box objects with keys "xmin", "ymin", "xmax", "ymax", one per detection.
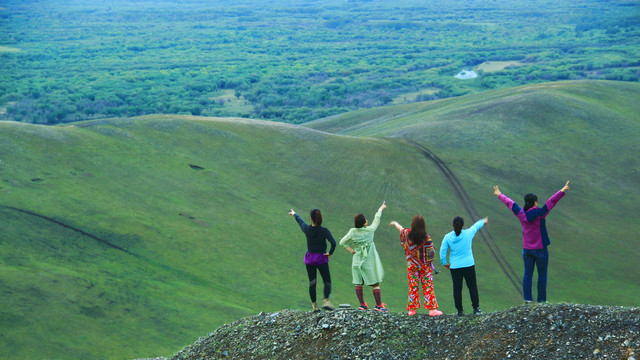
[
  {"xmin": 453, "ymin": 216, "xmax": 464, "ymax": 236},
  {"xmin": 354, "ymin": 213, "xmax": 366, "ymax": 228},
  {"xmin": 523, "ymin": 193, "xmax": 538, "ymax": 212},
  {"xmin": 310, "ymin": 209, "xmax": 322, "ymax": 227},
  {"xmin": 408, "ymin": 215, "xmax": 427, "ymax": 246}
]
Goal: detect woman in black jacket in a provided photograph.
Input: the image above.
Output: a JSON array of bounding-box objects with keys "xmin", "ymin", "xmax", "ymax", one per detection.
[{"xmin": 289, "ymin": 208, "xmax": 337, "ymax": 311}]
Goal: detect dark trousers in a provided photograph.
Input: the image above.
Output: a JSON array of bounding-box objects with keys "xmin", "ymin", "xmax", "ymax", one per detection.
[
  {"xmin": 450, "ymin": 265, "xmax": 479, "ymax": 312},
  {"xmin": 306, "ymin": 263, "xmax": 331, "ymax": 303},
  {"xmin": 522, "ymin": 247, "xmax": 549, "ymax": 302}
]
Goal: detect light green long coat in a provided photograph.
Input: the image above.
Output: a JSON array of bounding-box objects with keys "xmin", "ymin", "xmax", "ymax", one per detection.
[{"xmin": 339, "ymin": 211, "xmax": 385, "ymax": 285}]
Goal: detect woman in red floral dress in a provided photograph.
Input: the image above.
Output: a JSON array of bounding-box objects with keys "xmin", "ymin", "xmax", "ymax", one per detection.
[{"xmin": 390, "ymin": 216, "xmax": 443, "ymax": 316}]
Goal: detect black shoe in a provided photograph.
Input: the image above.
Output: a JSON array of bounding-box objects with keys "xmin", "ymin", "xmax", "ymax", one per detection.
[
  {"xmin": 457, "ymin": 310, "xmax": 464, "ymax": 316},
  {"xmin": 473, "ymin": 308, "xmax": 482, "ymax": 315}
]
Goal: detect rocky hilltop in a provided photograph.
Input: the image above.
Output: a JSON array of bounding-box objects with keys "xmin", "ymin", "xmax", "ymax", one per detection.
[{"xmin": 154, "ymin": 303, "xmax": 638, "ymax": 360}]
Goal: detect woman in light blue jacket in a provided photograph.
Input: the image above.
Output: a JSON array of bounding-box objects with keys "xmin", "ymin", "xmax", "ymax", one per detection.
[{"xmin": 440, "ymin": 216, "xmax": 488, "ymax": 316}]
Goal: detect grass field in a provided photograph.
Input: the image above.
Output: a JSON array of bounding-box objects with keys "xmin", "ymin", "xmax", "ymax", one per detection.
[
  {"xmin": 211, "ymin": 90, "xmax": 255, "ymax": 114},
  {"xmin": 476, "ymin": 61, "xmax": 525, "ymax": 72},
  {"xmin": 1, "ymin": 80, "xmax": 638, "ymax": 359},
  {"xmin": 392, "ymin": 88, "xmax": 440, "ymax": 104}
]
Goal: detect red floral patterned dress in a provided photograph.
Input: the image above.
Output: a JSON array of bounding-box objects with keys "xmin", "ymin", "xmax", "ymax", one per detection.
[{"xmin": 400, "ymin": 228, "xmax": 439, "ymax": 311}]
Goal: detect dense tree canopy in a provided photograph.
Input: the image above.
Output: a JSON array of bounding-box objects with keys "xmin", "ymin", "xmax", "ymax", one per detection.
[{"xmin": 1, "ymin": 0, "xmax": 638, "ymax": 124}]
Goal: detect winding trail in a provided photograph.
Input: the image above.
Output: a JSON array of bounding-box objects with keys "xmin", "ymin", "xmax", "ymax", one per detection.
[
  {"xmin": 407, "ymin": 140, "xmax": 523, "ymax": 296},
  {"xmin": 0, "ymin": 204, "xmax": 213, "ymax": 286},
  {"xmin": 1, "ymin": 204, "xmax": 132, "ymax": 254}
]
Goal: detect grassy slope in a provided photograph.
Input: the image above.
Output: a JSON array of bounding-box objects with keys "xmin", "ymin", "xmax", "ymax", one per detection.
[
  {"xmin": 1, "ymin": 116, "xmax": 497, "ymax": 359},
  {"xmin": 307, "ymin": 79, "xmax": 640, "ymax": 306},
  {"xmin": 0, "ymin": 80, "xmax": 638, "ymax": 359}
]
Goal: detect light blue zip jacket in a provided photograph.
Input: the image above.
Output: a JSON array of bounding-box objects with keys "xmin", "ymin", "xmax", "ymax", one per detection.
[{"xmin": 439, "ymin": 219, "xmax": 485, "ymax": 269}]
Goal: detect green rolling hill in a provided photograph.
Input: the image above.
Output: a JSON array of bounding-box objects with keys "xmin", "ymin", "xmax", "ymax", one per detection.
[
  {"xmin": 306, "ymin": 79, "xmax": 640, "ymax": 309},
  {"xmin": 0, "ymin": 80, "xmax": 638, "ymax": 359}
]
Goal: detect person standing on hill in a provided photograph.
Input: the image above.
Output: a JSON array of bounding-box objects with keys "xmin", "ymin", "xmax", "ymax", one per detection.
[
  {"xmin": 289, "ymin": 208, "xmax": 336, "ymax": 312},
  {"xmin": 440, "ymin": 216, "xmax": 488, "ymax": 316},
  {"xmin": 390, "ymin": 215, "xmax": 443, "ymax": 316},
  {"xmin": 493, "ymin": 181, "xmax": 570, "ymax": 304},
  {"xmin": 340, "ymin": 201, "xmax": 388, "ymax": 312}
]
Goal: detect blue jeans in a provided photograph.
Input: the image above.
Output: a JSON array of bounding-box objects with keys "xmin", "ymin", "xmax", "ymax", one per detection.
[{"xmin": 522, "ymin": 247, "xmax": 549, "ymax": 302}]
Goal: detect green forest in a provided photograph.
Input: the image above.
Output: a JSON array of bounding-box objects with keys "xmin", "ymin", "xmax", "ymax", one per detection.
[{"xmin": 1, "ymin": 0, "xmax": 639, "ymax": 124}]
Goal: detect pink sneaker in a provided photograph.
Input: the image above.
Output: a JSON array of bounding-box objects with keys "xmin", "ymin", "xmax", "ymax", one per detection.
[
  {"xmin": 408, "ymin": 309, "xmax": 417, "ymax": 316},
  {"xmin": 429, "ymin": 309, "xmax": 443, "ymax": 317}
]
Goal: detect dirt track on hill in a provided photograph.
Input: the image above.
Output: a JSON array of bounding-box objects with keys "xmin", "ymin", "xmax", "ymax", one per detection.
[{"xmin": 406, "ymin": 140, "xmax": 522, "ymax": 296}]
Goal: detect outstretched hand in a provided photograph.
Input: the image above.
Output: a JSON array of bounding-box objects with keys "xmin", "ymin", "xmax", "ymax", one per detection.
[
  {"xmin": 561, "ymin": 181, "xmax": 570, "ymax": 193},
  {"xmin": 493, "ymin": 185, "xmax": 501, "ymax": 196},
  {"xmin": 378, "ymin": 201, "xmax": 387, "ymax": 212},
  {"xmin": 288, "ymin": 209, "xmax": 296, "ymax": 216},
  {"xmin": 389, "ymin": 220, "xmax": 403, "ymax": 231}
]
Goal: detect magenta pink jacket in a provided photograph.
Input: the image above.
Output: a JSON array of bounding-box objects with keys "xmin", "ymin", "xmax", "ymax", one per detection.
[{"xmin": 498, "ymin": 190, "xmax": 565, "ymax": 249}]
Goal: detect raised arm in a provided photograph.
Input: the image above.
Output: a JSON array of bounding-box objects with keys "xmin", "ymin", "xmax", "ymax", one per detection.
[
  {"xmin": 494, "ymin": 185, "xmax": 522, "ymax": 215},
  {"xmin": 467, "ymin": 218, "xmax": 487, "ymax": 237},
  {"xmin": 368, "ymin": 201, "xmax": 386, "ymax": 231},
  {"xmin": 289, "ymin": 209, "xmax": 309, "ymax": 231},
  {"xmin": 389, "ymin": 221, "xmax": 403, "ymax": 232},
  {"xmin": 526, "ymin": 181, "xmax": 570, "ymax": 221}
]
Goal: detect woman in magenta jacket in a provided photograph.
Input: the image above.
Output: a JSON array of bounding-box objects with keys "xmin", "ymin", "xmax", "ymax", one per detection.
[{"xmin": 493, "ymin": 181, "xmax": 570, "ymax": 303}]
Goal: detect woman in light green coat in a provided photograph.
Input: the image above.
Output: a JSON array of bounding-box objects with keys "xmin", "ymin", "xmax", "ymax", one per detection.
[{"xmin": 340, "ymin": 201, "xmax": 388, "ymax": 312}]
